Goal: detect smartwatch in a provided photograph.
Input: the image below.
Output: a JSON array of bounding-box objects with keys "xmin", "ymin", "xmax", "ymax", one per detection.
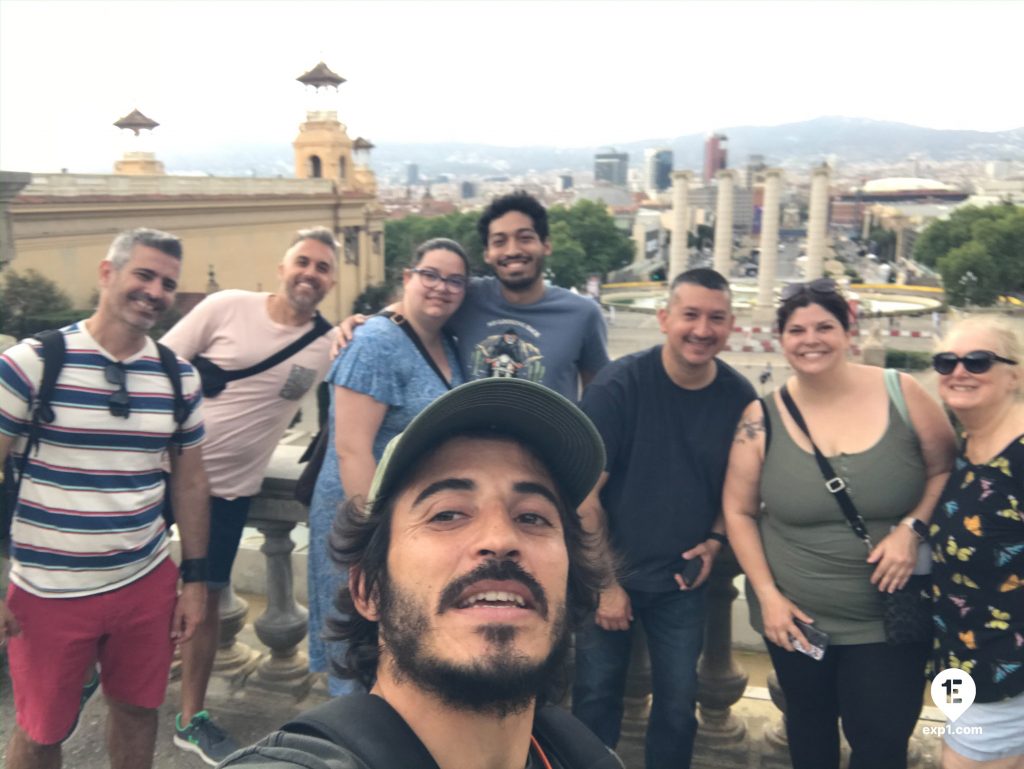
[
  {"xmin": 900, "ymin": 517, "xmax": 929, "ymax": 542},
  {"xmin": 179, "ymin": 558, "xmax": 208, "ymax": 584}
]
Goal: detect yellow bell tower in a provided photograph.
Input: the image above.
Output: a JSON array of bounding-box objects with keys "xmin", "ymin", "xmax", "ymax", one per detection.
[
  {"xmin": 293, "ymin": 61, "xmax": 354, "ymax": 185},
  {"xmin": 113, "ymin": 108, "xmax": 165, "ymax": 175}
]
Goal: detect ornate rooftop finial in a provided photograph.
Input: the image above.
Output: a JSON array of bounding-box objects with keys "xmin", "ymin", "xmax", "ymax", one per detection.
[
  {"xmin": 113, "ymin": 108, "xmax": 159, "ymax": 136},
  {"xmin": 297, "ymin": 61, "xmax": 345, "ymax": 89}
]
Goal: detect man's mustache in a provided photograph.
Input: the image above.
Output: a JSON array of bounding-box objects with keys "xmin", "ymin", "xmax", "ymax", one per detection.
[{"xmin": 437, "ymin": 559, "xmax": 548, "ymax": 618}]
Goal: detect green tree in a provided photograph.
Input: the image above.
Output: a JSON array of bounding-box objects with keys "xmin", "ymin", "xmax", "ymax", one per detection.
[
  {"xmin": 548, "ymin": 200, "xmax": 633, "ymax": 278},
  {"xmin": 384, "ymin": 211, "xmax": 483, "ymax": 285},
  {"xmin": 383, "ymin": 200, "xmax": 632, "ymax": 290},
  {"xmin": 913, "ymin": 204, "xmax": 1015, "ymax": 268},
  {"xmin": 913, "ymin": 204, "xmax": 1024, "ymax": 304},
  {"xmin": 546, "ymin": 221, "xmax": 588, "ymax": 289},
  {"xmin": 938, "ymin": 242, "xmax": 1000, "ymax": 307},
  {"xmin": 0, "ymin": 268, "xmax": 72, "ymax": 337}
]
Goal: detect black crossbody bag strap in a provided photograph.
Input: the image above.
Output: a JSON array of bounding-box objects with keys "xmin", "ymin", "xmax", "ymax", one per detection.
[
  {"xmin": 378, "ymin": 311, "xmax": 456, "ymax": 390},
  {"xmin": 220, "ymin": 312, "xmax": 332, "ymax": 383},
  {"xmin": 779, "ymin": 385, "xmax": 873, "ymax": 550}
]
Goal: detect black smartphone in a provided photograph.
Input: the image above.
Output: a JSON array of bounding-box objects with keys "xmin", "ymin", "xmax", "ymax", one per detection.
[
  {"xmin": 790, "ymin": 619, "xmax": 829, "ymax": 661},
  {"xmin": 680, "ymin": 556, "xmax": 703, "ymax": 588}
]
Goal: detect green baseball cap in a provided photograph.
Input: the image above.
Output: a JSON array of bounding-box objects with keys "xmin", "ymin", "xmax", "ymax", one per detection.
[{"xmin": 367, "ymin": 378, "xmax": 605, "ymax": 509}]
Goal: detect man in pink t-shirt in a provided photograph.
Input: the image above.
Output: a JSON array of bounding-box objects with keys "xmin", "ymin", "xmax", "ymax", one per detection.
[{"xmin": 160, "ymin": 227, "xmax": 338, "ymax": 765}]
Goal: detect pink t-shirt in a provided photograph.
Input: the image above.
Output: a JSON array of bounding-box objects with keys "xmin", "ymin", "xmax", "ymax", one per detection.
[{"xmin": 161, "ymin": 290, "xmax": 334, "ymax": 498}]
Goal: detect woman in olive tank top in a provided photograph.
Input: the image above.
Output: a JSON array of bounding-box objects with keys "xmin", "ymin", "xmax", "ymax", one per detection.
[{"xmin": 722, "ymin": 281, "xmax": 955, "ymax": 769}]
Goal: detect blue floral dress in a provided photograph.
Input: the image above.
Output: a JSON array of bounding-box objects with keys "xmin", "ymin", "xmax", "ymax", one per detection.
[{"xmin": 306, "ymin": 316, "xmax": 463, "ymax": 695}]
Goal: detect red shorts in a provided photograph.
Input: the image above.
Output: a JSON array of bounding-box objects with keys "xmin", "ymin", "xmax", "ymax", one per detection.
[{"xmin": 6, "ymin": 558, "xmax": 178, "ymax": 745}]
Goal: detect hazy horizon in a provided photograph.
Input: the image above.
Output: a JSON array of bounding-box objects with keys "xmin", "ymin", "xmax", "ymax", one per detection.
[{"xmin": 2, "ymin": 0, "xmax": 1022, "ymax": 173}]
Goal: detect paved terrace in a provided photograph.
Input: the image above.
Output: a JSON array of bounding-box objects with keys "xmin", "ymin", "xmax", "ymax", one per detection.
[{"xmin": 2, "ymin": 307, "xmax": 952, "ymax": 768}]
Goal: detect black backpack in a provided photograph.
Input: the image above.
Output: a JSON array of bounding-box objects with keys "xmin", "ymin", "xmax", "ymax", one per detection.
[
  {"xmin": 0, "ymin": 330, "xmax": 188, "ymax": 546},
  {"xmin": 281, "ymin": 693, "xmax": 623, "ymax": 769}
]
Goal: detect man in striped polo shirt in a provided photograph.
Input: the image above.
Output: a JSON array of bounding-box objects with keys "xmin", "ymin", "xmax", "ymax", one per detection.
[{"xmin": 0, "ymin": 228, "xmax": 210, "ymax": 769}]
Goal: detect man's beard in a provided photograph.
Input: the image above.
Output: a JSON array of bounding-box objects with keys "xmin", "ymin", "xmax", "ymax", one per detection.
[
  {"xmin": 496, "ymin": 257, "xmax": 544, "ymax": 294},
  {"xmin": 377, "ymin": 561, "xmax": 569, "ymax": 718}
]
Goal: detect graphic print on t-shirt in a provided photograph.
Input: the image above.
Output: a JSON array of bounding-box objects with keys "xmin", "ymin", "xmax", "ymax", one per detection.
[
  {"xmin": 469, "ymin": 319, "xmax": 546, "ymax": 383},
  {"xmin": 279, "ymin": 364, "xmax": 317, "ymax": 401}
]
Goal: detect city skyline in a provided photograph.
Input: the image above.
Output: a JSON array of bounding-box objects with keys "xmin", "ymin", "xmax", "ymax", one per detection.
[{"xmin": 2, "ymin": 0, "xmax": 1022, "ymax": 174}]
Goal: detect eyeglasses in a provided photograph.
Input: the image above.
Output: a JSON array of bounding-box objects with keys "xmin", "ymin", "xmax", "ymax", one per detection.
[
  {"xmin": 932, "ymin": 350, "xmax": 1019, "ymax": 375},
  {"xmin": 780, "ymin": 278, "xmax": 839, "ymax": 302},
  {"xmin": 104, "ymin": 362, "xmax": 131, "ymax": 418},
  {"xmin": 408, "ymin": 267, "xmax": 467, "ymax": 292}
]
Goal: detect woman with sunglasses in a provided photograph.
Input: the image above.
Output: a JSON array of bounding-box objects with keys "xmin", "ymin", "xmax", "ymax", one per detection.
[
  {"xmin": 929, "ymin": 315, "xmax": 1023, "ymax": 769},
  {"xmin": 723, "ymin": 279, "xmax": 956, "ymax": 769},
  {"xmin": 306, "ymin": 238, "xmax": 469, "ymax": 696}
]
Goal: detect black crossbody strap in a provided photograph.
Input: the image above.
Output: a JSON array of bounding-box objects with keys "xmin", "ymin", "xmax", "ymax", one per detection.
[
  {"xmin": 218, "ymin": 313, "xmax": 332, "ymax": 384},
  {"xmin": 779, "ymin": 385, "xmax": 873, "ymax": 549},
  {"xmin": 379, "ymin": 311, "xmax": 455, "ymax": 390}
]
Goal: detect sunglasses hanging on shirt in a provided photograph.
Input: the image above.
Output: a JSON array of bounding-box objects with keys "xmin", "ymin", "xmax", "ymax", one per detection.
[{"xmin": 104, "ymin": 362, "xmax": 131, "ymax": 418}]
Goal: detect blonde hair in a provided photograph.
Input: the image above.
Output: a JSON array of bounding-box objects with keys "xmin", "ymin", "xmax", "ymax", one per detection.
[{"xmin": 940, "ymin": 314, "xmax": 1024, "ymax": 399}]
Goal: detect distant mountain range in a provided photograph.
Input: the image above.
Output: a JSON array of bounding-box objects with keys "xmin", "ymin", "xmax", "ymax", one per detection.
[{"xmin": 162, "ymin": 116, "xmax": 1024, "ymax": 179}]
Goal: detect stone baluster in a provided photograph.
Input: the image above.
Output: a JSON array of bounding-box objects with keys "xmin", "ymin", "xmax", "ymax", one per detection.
[
  {"xmin": 764, "ymin": 671, "xmax": 791, "ymax": 768},
  {"xmin": 694, "ymin": 548, "xmax": 749, "ymax": 766},
  {"xmin": 212, "ymin": 586, "xmax": 260, "ymax": 682},
  {"xmin": 249, "ymin": 517, "xmax": 313, "ymax": 698}
]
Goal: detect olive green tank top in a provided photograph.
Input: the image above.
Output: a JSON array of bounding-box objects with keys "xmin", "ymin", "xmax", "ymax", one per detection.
[{"xmin": 747, "ymin": 378, "xmax": 926, "ymax": 645}]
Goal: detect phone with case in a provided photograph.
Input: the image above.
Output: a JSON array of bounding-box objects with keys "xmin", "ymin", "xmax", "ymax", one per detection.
[
  {"xmin": 679, "ymin": 556, "xmax": 703, "ymax": 587},
  {"xmin": 790, "ymin": 619, "xmax": 829, "ymax": 661}
]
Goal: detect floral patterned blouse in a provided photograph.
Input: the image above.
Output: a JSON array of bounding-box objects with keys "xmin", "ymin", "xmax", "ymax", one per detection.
[{"xmin": 930, "ymin": 434, "xmax": 1024, "ymax": 703}]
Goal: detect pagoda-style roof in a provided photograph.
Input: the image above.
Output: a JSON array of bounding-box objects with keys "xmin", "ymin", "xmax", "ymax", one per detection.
[
  {"xmin": 297, "ymin": 61, "xmax": 346, "ymax": 89},
  {"xmin": 114, "ymin": 108, "xmax": 159, "ymax": 135},
  {"xmin": 353, "ymin": 137, "xmax": 375, "ymax": 150}
]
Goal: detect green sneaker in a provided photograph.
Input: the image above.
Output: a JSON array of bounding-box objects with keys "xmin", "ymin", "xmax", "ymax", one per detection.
[
  {"xmin": 174, "ymin": 710, "xmax": 239, "ymax": 766},
  {"xmin": 62, "ymin": 668, "xmax": 101, "ymax": 743}
]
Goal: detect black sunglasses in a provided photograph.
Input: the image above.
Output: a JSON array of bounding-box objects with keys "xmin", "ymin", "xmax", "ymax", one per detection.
[
  {"xmin": 932, "ymin": 350, "xmax": 1019, "ymax": 375},
  {"xmin": 104, "ymin": 362, "xmax": 131, "ymax": 418},
  {"xmin": 780, "ymin": 278, "xmax": 838, "ymax": 302}
]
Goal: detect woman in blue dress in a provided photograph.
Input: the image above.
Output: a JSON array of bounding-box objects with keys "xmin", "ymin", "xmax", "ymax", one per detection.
[{"xmin": 307, "ymin": 238, "xmax": 469, "ymax": 695}]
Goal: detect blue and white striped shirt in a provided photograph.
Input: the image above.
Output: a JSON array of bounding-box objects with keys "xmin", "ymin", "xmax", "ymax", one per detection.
[{"xmin": 0, "ymin": 322, "xmax": 204, "ymax": 598}]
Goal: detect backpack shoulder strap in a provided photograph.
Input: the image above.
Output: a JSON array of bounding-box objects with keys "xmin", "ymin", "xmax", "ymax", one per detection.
[
  {"xmin": 32, "ymin": 329, "xmax": 66, "ymax": 425},
  {"xmin": 281, "ymin": 693, "xmax": 441, "ymax": 769},
  {"xmin": 534, "ymin": 706, "xmax": 624, "ymax": 769},
  {"xmin": 155, "ymin": 342, "xmax": 189, "ymax": 426}
]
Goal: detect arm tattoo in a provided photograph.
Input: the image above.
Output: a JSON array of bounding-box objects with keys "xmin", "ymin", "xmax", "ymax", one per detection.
[{"xmin": 734, "ymin": 418, "xmax": 765, "ymax": 444}]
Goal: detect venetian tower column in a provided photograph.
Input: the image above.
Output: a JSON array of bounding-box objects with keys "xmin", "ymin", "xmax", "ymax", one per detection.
[
  {"xmin": 805, "ymin": 163, "xmax": 830, "ymax": 279},
  {"xmin": 633, "ymin": 214, "xmax": 647, "ymax": 264},
  {"xmin": 669, "ymin": 170, "xmax": 692, "ymax": 280},
  {"xmin": 713, "ymin": 170, "xmax": 736, "ymax": 277},
  {"xmin": 754, "ymin": 169, "xmax": 784, "ymax": 323}
]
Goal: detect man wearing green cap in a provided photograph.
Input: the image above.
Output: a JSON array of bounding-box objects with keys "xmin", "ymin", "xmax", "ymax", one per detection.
[{"xmin": 219, "ymin": 377, "xmax": 622, "ymax": 769}]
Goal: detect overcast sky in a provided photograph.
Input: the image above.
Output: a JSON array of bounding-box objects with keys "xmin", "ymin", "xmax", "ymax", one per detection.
[{"xmin": 2, "ymin": 0, "xmax": 1021, "ymax": 173}]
